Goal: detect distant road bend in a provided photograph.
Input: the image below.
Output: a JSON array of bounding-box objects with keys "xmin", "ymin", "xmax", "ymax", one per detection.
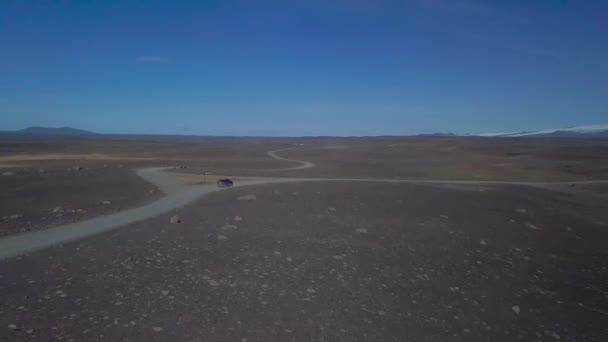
[
  {"xmin": 266, "ymin": 148, "xmax": 316, "ymax": 171},
  {"xmin": 1, "ymin": 149, "xmax": 608, "ymax": 259}
]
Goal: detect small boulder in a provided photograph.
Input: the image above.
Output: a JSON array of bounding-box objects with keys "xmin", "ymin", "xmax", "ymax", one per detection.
[
  {"xmin": 52, "ymin": 206, "xmax": 64, "ymax": 214},
  {"xmin": 512, "ymin": 305, "xmax": 521, "ymax": 314},
  {"xmin": 169, "ymin": 215, "xmax": 181, "ymax": 224},
  {"xmin": 220, "ymin": 224, "xmax": 238, "ymax": 231},
  {"xmin": 355, "ymin": 228, "xmax": 368, "ymax": 234},
  {"xmin": 101, "ymin": 200, "xmax": 111, "ymax": 205},
  {"xmin": 237, "ymin": 194, "xmax": 257, "ymax": 201},
  {"xmin": 525, "ymin": 223, "xmax": 542, "ymax": 231}
]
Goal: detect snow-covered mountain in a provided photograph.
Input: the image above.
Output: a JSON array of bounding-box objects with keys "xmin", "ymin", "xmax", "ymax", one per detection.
[{"xmin": 477, "ymin": 125, "xmax": 608, "ymax": 138}]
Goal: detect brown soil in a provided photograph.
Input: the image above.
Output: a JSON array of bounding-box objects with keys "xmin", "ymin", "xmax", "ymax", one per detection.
[
  {"xmin": 1, "ymin": 181, "xmax": 607, "ymax": 341},
  {"xmin": 1, "ymin": 136, "xmax": 607, "ymax": 341},
  {"xmin": 0, "ymin": 166, "xmax": 160, "ymax": 237}
]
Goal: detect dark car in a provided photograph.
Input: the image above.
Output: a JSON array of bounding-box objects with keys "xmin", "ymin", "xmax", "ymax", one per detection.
[{"xmin": 217, "ymin": 178, "xmax": 234, "ymax": 187}]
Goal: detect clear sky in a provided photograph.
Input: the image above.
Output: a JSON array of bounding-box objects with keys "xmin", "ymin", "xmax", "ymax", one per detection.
[{"xmin": 1, "ymin": 0, "xmax": 606, "ymax": 136}]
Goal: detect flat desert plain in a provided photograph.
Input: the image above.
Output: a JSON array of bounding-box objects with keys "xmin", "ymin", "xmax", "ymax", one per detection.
[{"xmin": 1, "ymin": 137, "xmax": 607, "ymax": 341}]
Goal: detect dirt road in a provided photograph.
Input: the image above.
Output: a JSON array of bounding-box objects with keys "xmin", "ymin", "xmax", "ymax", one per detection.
[
  {"xmin": 2, "ymin": 150, "xmax": 607, "ymax": 259},
  {"xmin": 266, "ymin": 148, "xmax": 316, "ymax": 170}
]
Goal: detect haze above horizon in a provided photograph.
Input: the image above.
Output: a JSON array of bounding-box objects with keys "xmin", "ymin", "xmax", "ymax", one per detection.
[{"xmin": 1, "ymin": 1, "xmax": 606, "ymax": 136}]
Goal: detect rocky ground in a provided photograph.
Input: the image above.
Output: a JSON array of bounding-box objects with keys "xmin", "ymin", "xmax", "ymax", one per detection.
[
  {"xmin": 254, "ymin": 138, "xmax": 608, "ymax": 181},
  {"xmin": 5, "ymin": 137, "xmax": 608, "ymax": 181},
  {"xmin": 0, "ymin": 165, "xmax": 160, "ymax": 237},
  {"xmin": 1, "ymin": 181, "xmax": 607, "ymax": 341}
]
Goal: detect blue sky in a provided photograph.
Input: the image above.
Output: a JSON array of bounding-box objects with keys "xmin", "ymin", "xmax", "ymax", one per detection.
[{"xmin": 0, "ymin": 0, "xmax": 606, "ymax": 136}]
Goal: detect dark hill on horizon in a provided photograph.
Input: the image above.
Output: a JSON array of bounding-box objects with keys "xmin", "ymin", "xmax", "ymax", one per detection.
[{"xmin": 19, "ymin": 126, "xmax": 96, "ymax": 136}]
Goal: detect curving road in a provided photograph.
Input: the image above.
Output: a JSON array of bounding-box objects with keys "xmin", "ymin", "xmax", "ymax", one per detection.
[
  {"xmin": 266, "ymin": 148, "xmax": 316, "ymax": 170},
  {"xmin": 1, "ymin": 150, "xmax": 607, "ymax": 259},
  {"xmin": 0, "ymin": 169, "xmax": 289, "ymax": 259}
]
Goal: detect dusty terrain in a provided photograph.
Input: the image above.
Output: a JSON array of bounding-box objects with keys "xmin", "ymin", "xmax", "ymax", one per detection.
[
  {"xmin": 0, "ymin": 166, "xmax": 160, "ymax": 237},
  {"xmin": 0, "ymin": 136, "xmax": 607, "ymax": 341}
]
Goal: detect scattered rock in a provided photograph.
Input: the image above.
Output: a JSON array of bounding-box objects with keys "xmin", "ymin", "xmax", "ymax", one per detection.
[
  {"xmin": 233, "ymin": 216, "xmax": 243, "ymax": 222},
  {"xmin": 161, "ymin": 290, "xmax": 170, "ymax": 296},
  {"xmin": 101, "ymin": 200, "xmax": 111, "ymax": 205},
  {"xmin": 333, "ymin": 255, "xmax": 344, "ymax": 260},
  {"xmin": 152, "ymin": 327, "xmax": 163, "ymax": 332},
  {"xmin": 169, "ymin": 215, "xmax": 181, "ymax": 224},
  {"xmin": 72, "ymin": 166, "xmax": 86, "ymax": 171},
  {"xmin": 2, "ymin": 214, "xmax": 23, "ymax": 221},
  {"xmin": 515, "ymin": 208, "xmax": 527, "ymax": 214},
  {"xmin": 7, "ymin": 324, "xmax": 17, "ymax": 330},
  {"xmin": 52, "ymin": 206, "xmax": 64, "ymax": 213},
  {"xmin": 512, "ymin": 305, "xmax": 521, "ymax": 314},
  {"xmin": 525, "ymin": 223, "xmax": 542, "ymax": 231},
  {"xmin": 207, "ymin": 279, "xmax": 220, "ymax": 287},
  {"xmin": 2, "ymin": 171, "xmax": 14, "ymax": 176},
  {"xmin": 306, "ymin": 288, "xmax": 316, "ymax": 294},
  {"xmin": 327, "ymin": 207, "xmax": 337, "ymax": 212},
  {"xmin": 355, "ymin": 228, "xmax": 368, "ymax": 234},
  {"xmin": 220, "ymin": 224, "xmax": 238, "ymax": 232},
  {"xmin": 237, "ymin": 194, "xmax": 257, "ymax": 201},
  {"xmin": 480, "ymin": 239, "xmax": 487, "ymax": 245},
  {"xmin": 76, "ymin": 209, "xmax": 87, "ymax": 214},
  {"xmin": 416, "ymin": 273, "xmax": 430, "ymax": 281},
  {"xmin": 272, "ymin": 251, "xmax": 281, "ymax": 256},
  {"xmin": 216, "ymin": 235, "xmax": 228, "ymax": 241}
]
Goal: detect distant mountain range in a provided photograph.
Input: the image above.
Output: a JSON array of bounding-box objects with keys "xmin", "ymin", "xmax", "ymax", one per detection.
[
  {"xmin": 0, "ymin": 126, "xmax": 98, "ymax": 140},
  {"xmin": 476, "ymin": 125, "xmax": 608, "ymax": 138},
  {"xmin": 18, "ymin": 126, "xmax": 96, "ymax": 136},
  {"xmin": 0, "ymin": 125, "xmax": 607, "ymax": 139}
]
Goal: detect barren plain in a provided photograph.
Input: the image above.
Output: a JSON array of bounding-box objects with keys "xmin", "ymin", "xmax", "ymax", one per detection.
[{"xmin": 1, "ymin": 137, "xmax": 607, "ymax": 341}]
